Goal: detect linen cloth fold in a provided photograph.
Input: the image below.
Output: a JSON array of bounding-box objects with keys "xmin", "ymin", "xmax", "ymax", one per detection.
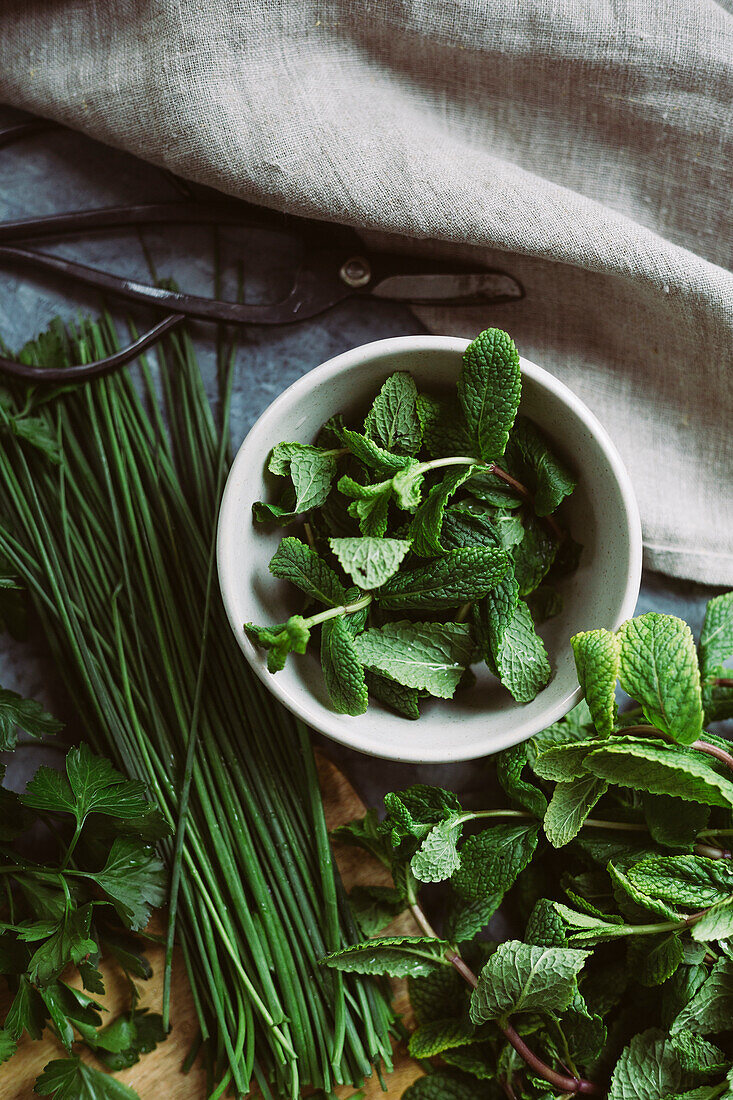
[{"xmin": 0, "ymin": 0, "xmax": 730, "ymax": 581}]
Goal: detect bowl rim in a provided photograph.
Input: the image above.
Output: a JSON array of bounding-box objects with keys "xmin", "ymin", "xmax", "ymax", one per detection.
[{"xmin": 217, "ymin": 334, "xmax": 642, "ymax": 762}]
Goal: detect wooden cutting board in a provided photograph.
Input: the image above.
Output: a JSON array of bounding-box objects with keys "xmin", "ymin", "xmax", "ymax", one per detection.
[{"xmin": 1, "ymin": 753, "xmax": 423, "ymax": 1099}]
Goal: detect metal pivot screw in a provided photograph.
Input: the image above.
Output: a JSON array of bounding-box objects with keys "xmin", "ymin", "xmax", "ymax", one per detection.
[{"xmin": 339, "ymin": 255, "xmax": 371, "ymax": 287}]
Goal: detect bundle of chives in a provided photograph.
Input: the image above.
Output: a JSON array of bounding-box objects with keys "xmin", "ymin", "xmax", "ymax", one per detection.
[{"xmin": 0, "ymin": 315, "xmax": 394, "ymax": 1097}]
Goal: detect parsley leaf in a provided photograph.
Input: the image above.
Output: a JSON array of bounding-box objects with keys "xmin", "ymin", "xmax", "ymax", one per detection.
[
  {"xmin": 0, "ymin": 688, "xmax": 62, "ymax": 751},
  {"xmin": 92, "ymin": 838, "xmax": 166, "ymax": 931},
  {"xmin": 34, "ymin": 1055, "xmax": 141, "ymax": 1098}
]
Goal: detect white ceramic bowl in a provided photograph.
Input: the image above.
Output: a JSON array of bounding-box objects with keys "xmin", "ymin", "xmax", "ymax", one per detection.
[{"xmin": 217, "ymin": 335, "xmax": 641, "ymax": 763}]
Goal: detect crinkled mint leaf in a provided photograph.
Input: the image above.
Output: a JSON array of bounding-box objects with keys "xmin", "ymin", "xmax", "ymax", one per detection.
[
  {"xmin": 364, "ymin": 371, "xmax": 422, "ymax": 455},
  {"xmin": 347, "ymin": 885, "xmax": 406, "ymax": 937},
  {"xmin": 402, "ymin": 1072, "xmax": 490, "ymax": 1100},
  {"xmin": 417, "ymin": 393, "xmax": 473, "ymax": 460},
  {"xmin": 673, "ymin": 957, "xmax": 733, "ymax": 1035},
  {"xmin": 378, "ymin": 547, "xmax": 508, "ymax": 611},
  {"xmin": 532, "ymin": 738, "xmax": 607, "ymax": 782},
  {"xmin": 583, "ymin": 739, "xmax": 733, "ymax": 809},
  {"xmin": 691, "ymin": 897, "xmax": 733, "ymax": 943},
  {"xmin": 457, "ymin": 328, "xmax": 521, "ymax": 462},
  {"xmin": 571, "ymin": 629, "xmax": 620, "ymax": 738},
  {"xmin": 340, "ymin": 427, "xmax": 413, "ymax": 475},
  {"xmin": 348, "ymin": 491, "xmax": 390, "ymax": 537},
  {"xmin": 543, "ymin": 774, "xmax": 608, "ymax": 847},
  {"xmin": 608, "ymin": 1029, "xmax": 694, "ymax": 1100},
  {"xmin": 270, "ymin": 536, "xmax": 347, "ymax": 606},
  {"xmin": 442, "ymin": 501, "xmax": 523, "ymax": 553},
  {"xmin": 642, "ymin": 793, "xmax": 710, "ymax": 851},
  {"xmin": 353, "ymin": 621, "xmax": 474, "ymax": 698},
  {"xmin": 411, "ymin": 816, "xmax": 464, "ymax": 884},
  {"xmin": 444, "ymin": 894, "xmax": 503, "ymax": 943},
  {"xmin": 391, "ymin": 462, "xmax": 426, "ymax": 511},
  {"xmin": 628, "ymin": 934, "xmax": 684, "ymax": 988},
  {"xmin": 320, "ymin": 615, "xmax": 368, "ymax": 716},
  {"xmin": 670, "ymin": 1030, "xmax": 729, "ymax": 1077},
  {"xmin": 331, "ymin": 808, "xmax": 393, "ymax": 866},
  {"xmin": 511, "ymin": 513, "xmax": 558, "ymax": 596},
  {"xmin": 365, "ymin": 668, "xmax": 421, "ymax": 719},
  {"xmin": 408, "ymin": 1017, "xmax": 476, "ymax": 1059},
  {"xmin": 493, "ymin": 597, "xmax": 551, "ymax": 703},
  {"xmin": 286, "ymin": 445, "xmax": 336, "ymax": 512},
  {"xmin": 525, "ymin": 898, "xmax": 568, "ymax": 947},
  {"xmin": 510, "ymin": 416, "xmax": 577, "ymax": 516},
  {"xmin": 383, "ymin": 785, "xmax": 462, "ymax": 844},
  {"xmin": 496, "ymin": 742, "xmax": 547, "ymax": 818},
  {"xmin": 700, "ymin": 593, "xmax": 733, "ymax": 722},
  {"xmin": 472, "ymin": 569, "xmax": 519, "ymax": 669},
  {"xmin": 627, "ymin": 855, "xmax": 733, "ymax": 909},
  {"xmin": 409, "ymin": 467, "xmax": 477, "ymax": 556},
  {"xmin": 618, "ymin": 614, "xmax": 704, "ymax": 745},
  {"xmin": 321, "ymin": 936, "xmax": 451, "ymax": 978},
  {"xmin": 469, "ymin": 939, "xmax": 589, "ymax": 1024},
  {"xmin": 329, "ymin": 535, "xmax": 411, "ymax": 589},
  {"xmin": 527, "ymin": 584, "xmax": 563, "ymax": 623},
  {"xmin": 608, "ymin": 861, "xmax": 681, "ymax": 921},
  {"xmin": 452, "ymin": 823, "xmax": 539, "ymax": 901}
]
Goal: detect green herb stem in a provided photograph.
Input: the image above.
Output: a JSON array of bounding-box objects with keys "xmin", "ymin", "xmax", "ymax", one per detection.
[{"xmin": 304, "ymin": 594, "xmax": 373, "ymax": 629}]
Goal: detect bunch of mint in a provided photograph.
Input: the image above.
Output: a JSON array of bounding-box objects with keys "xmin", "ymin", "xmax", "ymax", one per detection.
[
  {"xmin": 247, "ymin": 328, "xmax": 579, "ymax": 718},
  {"xmin": 0, "ymin": 692, "xmax": 169, "ymax": 1099},
  {"xmin": 323, "ymin": 595, "xmax": 733, "ymax": 1099}
]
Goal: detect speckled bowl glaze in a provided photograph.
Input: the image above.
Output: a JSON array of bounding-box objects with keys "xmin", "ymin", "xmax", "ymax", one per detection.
[{"xmin": 217, "ymin": 335, "xmax": 642, "ymax": 763}]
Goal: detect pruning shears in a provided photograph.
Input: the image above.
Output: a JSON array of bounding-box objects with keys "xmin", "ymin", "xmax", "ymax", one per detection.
[{"xmin": 0, "ymin": 117, "xmax": 523, "ymax": 384}]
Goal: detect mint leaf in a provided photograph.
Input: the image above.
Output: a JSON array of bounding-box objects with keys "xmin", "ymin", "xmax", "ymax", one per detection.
[
  {"xmin": 472, "ymin": 569, "xmax": 519, "ymax": 672},
  {"xmin": 643, "ymin": 793, "xmax": 710, "ymax": 851},
  {"xmin": 469, "ymin": 940, "xmax": 589, "ymax": 1023},
  {"xmin": 673, "ymin": 957, "xmax": 733, "ymax": 1035},
  {"xmin": 700, "ymin": 593, "xmax": 733, "ymax": 722},
  {"xmin": 34, "ymin": 1055, "xmax": 141, "ymax": 1099},
  {"xmin": 321, "ymin": 936, "xmax": 450, "ymax": 977},
  {"xmin": 532, "ymin": 738, "xmax": 607, "ymax": 782},
  {"xmin": 321, "ymin": 615, "xmax": 368, "ymax": 716},
  {"xmin": 378, "ymin": 547, "xmax": 508, "ymax": 610},
  {"xmin": 353, "ymin": 621, "xmax": 474, "ymax": 698},
  {"xmin": 383, "ymin": 785, "xmax": 462, "ymax": 844},
  {"xmin": 670, "ymin": 1030, "xmax": 729, "ymax": 1077},
  {"xmin": 441, "ymin": 501, "xmax": 523, "ymax": 552},
  {"xmin": 691, "ymin": 897, "xmax": 733, "ymax": 942},
  {"xmin": 244, "ymin": 615, "xmax": 310, "ymax": 672},
  {"xmin": 92, "ymin": 838, "xmax": 166, "ymax": 931},
  {"xmin": 618, "ymin": 614, "xmax": 704, "ymax": 745},
  {"xmin": 403, "ymin": 1073, "xmax": 490, "ymax": 1100},
  {"xmin": 348, "ymin": 492, "xmax": 390, "ymax": 537},
  {"xmin": 347, "ymin": 885, "xmax": 406, "ymax": 937},
  {"xmin": 452, "ymin": 823, "xmax": 539, "ymax": 901},
  {"xmin": 608, "ymin": 1029, "xmax": 693, "ymax": 1100},
  {"xmin": 365, "ymin": 668, "xmax": 421, "ymax": 719},
  {"xmin": 331, "ymin": 808, "xmax": 393, "ymax": 866},
  {"xmin": 571, "ymin": 629, "xmax": 620, "ymax": 738},
  {"xmin": 457, "ymin": 329, "xmax": 521, "ymax": 462},
  {"xmin": 511, "ymin": 514, "xmax": 558, "ymax": 596},
  {"xmin": 411, "ymin": 817, "xmax": 464, "ymax": 884},
  {"xmin": 408, "ymin": 1018, "xmax": 475, "ymax": 1058},
  {"xmin": 417, "ymin": 393, "xmax": 473, "ymax": 459},
  {"xmin": 608, "ymin": 861, "xmax": 682, "ymax": 921},
  {"xmin": 288, "ymin": 446, "xmax": 337, "ymax": 511},
  {"xmin": 444, "ymin": 895, "xmax": 503, "ymax": 942},
  {"xmin": 329, "ymin": 536, "xmax": 411, "ymax": 589},
  {"xmin": 0, "ymin": 689, "xmax": 62, "ymax": 751},
  {"xmin": 493, "ymin": 597, "xmax": 551, "ymax": 703},
  {"xmin": 510, "ymin": 416, "xmax": 577, "ymax": 516},
  {"xmin": 627, "ymin": 856, "xmax": 733, "ymax": 909},
  {"xmin": 409, "ymin": 467, "xmax": 476, "ymax": 556},
  {"xmin": 496, "ymin": 742, "xmax": 547, "ymax": 818},
  {"xmin": 364, "ymin": 371, "xmax": 422, "ymax": 455},
  {"xmin": 583, "ymin": 739, "xmax": 733, "ymax": 809},
  {"xmin": 270, "ymin": 537, "xmax": 347, "ymax": 606},
  {"xmin": 628, "ymin": 934, "xmax": 685, "ymax": 987},
  {"xmin": 340, "ymin": 428, "xmax": 413, "ymax": 474},
  {"xmin": 391, "ymin": 462, "xmax": 426, "ymax": 511},
  {"xmin": 543, "ymin": 774, "xmax": 608, "ymax": 847}
]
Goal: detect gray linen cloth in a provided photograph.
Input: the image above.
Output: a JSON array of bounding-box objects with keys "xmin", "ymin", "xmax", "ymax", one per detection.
[{"xmin": 0, "ymin": 0, "xmax": 731, "ymax": 581}]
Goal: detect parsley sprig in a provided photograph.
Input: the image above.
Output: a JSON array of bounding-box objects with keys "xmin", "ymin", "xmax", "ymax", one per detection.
[
  {"xmin": 249, "ymin": 328, "xmax": 579, "ymax": 716},
  {"xmin": 0, "ymin": 707, "xmax": 168, "ymax": 1098},
  {"xmin": 325, "ymin": 595, "xmax": 733, "ymax": 1099}
]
